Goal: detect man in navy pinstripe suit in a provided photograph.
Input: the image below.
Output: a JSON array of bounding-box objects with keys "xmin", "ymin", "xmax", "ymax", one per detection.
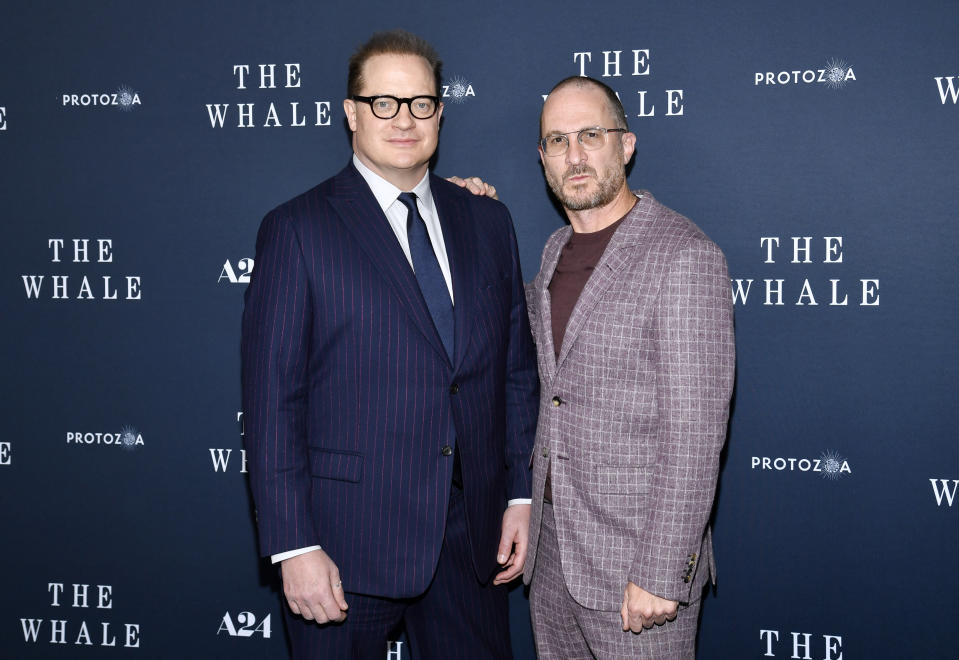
[{"xmin": 241, "ymin": 30, "xmax": 538, "ymax": 659}]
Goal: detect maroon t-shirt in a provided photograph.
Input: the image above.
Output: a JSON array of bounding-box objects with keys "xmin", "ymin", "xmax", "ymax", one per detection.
[{"xmin": 548, "ymin": 209, "xmax": 631, "ymax": 359}]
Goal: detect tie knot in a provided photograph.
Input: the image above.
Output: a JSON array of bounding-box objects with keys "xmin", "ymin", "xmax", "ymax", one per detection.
[
  {"xmin": 398, "ymin": 192, "xmax": 418, "ymax": 212},
  {"xmin": 398, "ymin": 192, "xmax": 420, "ymax": 230}
]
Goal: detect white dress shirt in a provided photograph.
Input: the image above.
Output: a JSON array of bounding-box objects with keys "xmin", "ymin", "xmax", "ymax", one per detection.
[{"xmin": 353, "ymin": 154, "xmax": 454, "ymax": 302}]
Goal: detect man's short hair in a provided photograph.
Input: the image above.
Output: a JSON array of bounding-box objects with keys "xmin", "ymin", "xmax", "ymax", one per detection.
[
  {"xmin": 542, "ymin": 76, "xmax": 629, "ymax": 133},
  {"xmin": 347, "ymin": 29, "xmax": 442, "ymax": 97}
]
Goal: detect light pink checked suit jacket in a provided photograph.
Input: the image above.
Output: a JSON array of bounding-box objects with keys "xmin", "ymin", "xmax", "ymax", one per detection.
[{"xmin": 523, "ymin": 191, "xmax": 735, "ymax": 610}]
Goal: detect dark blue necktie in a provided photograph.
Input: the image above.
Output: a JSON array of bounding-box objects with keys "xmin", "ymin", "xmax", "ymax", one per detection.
[{"xmin": 397, "ymin": 192, "xmax": 454, "ymax": 359}]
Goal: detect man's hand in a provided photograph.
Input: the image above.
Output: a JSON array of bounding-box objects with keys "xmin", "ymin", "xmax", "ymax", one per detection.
[
  {"xmin": 620, "ymin": 582, "xmax": 678, "ymax": 633},
  {"xmin": 280, "ymin": 548, "xmax": 348, "ymax": 624},
  {"xmin": 493, "ymin": 503, "xmax": 530, "ymax": 585},
  {"xmin": 446, "ymin": 176, "xmax": 498, "ymax": 200}
]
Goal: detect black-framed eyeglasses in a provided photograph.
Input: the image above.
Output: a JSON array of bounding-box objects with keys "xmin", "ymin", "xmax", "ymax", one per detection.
[
  {"xmin": 351, "ymin": 95, "xmax": 440, "ymax": 119},
  {"xmin": 539, "ymin": 127, "xmax": 627, "ymax": 156}
]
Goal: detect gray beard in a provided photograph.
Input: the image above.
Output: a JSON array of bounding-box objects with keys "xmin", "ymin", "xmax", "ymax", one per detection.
[{"xmin": 546, "ymin": 163, "xmax": 625, "ymax": 212}]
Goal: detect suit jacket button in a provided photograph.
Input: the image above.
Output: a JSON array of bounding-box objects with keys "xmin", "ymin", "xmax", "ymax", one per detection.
[
  {"xmin": 541, "ymin": 446, "xmax": 549, "ymax": 457},
  {"xmin": 441, "ymin": 445, "xmax": 453, "ymax": 456},
  {"xmin": 551, "ymin": 396, "xmax": 562, "ymax": 406},
  {"xmin": 450, "ymin": 383, "xmax": 459, "ymax": 394}
]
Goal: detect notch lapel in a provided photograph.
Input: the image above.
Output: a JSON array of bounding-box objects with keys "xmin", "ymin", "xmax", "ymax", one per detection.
[
  {"xmin": 555, "ymin": 196, "xmax": 653, "ymax": 373},
  {"xmin": 431, "ymin": 177, "xmax": 476, "ymax": 373},
  {"xmin": 536, "ymin": 227, "xmax": 569, "ymax": 381},
  {"xmin": 327, "ymin": 164, "xmax": 450, "ymax": 363}
]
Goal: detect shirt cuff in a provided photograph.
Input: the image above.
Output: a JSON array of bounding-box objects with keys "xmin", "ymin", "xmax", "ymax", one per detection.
[
  {"xmin": 507, "ymin": 498, "xmax": 532, "ymax": 507},
  {"xmin": 271, "ymin": 545, "xmax": 322, "ymax": 564}
]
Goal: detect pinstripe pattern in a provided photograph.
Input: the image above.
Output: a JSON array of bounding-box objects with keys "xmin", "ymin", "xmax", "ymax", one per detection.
[
  {"xmin": 282, "ymin": 489, "xmax": 511, "ymax": 659},
  {"xmin": 523, "ymin": 192, "xmax": 734, "ymax": 635},
  {"xmin": 241, "ymin": 162, "xmax": 538, "ymax": 600}
]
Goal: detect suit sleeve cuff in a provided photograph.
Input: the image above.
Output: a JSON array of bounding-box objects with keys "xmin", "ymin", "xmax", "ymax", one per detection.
[{"xmin": 271, "ymin": 545, "xmax": 322, "ymax": 564}]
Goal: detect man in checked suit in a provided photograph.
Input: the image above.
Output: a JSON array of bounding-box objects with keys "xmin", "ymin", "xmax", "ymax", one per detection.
[
  {"xmin": 241, "ymin": 30, "xmax": 538, "ymax": 659},
  {"xmin": 523, "ymin": 76, "xmax": 735, "ymax": 659}
]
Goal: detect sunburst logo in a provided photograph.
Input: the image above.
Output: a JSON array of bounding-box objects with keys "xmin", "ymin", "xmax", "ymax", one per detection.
[
  {"xmin": 120, "ymin": 425, "xmax": 144, "ymax": 451},
  {"xmin": 442, "ymin": 75, "xmax": 475, "ymax": 104},
  {"xmin": 819, "ymin": 450, "xmax": 850, "ymax": 480},
  {"xmin": 115, "ymin": 86, "xmax": 140, "ymax": 112},
  {"xmin": 822, "ymin": 59, "xmax": 854, "ymax": 89}
]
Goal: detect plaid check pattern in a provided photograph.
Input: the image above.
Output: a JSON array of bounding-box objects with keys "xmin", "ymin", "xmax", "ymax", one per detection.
[{"xmin": 523, "ymin": 192, "xmax": 735, "ymax": 629}]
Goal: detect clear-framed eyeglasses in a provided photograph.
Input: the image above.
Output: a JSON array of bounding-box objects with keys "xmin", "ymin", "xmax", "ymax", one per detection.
[
  {"xmin": 351, "ymin": 95, "xmax": 440, "ymax": 119},
  {"xmin": 539, "ymin": 127, "xmax": 627, "ymax": 156}
]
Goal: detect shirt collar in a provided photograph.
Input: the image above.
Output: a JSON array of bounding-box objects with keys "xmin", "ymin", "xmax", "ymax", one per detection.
[{"xmin": 352, "ymin": 154, "xmax": 432, "ymax": 214}]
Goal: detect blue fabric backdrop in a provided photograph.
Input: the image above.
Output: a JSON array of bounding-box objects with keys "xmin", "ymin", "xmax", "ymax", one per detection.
[{"xmin": 3, "ymin": 1, "xmax": 957, "ymax": 657}]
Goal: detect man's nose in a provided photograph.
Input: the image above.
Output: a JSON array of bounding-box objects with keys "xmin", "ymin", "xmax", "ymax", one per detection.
[
  {"xmin": 566, "ymin": 137, "xmax": 587, "ymax": 164},
  {"xmin": 392, "ymin": 103, "xmax": 416, "ymax": 129}
]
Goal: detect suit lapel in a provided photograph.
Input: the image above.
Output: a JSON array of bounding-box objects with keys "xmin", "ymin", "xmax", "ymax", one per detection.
[
  {"xmin": 327, "ymin": 164, "xmax": 450, "ymax": 363},
  {"xmin": 432, "ymin": 176, "xmax": 475, "ymax": 373},
  {"xmin": 536, "ymin": 228, "xmax": 568, "ymax": 380},
  {"xmin": 555, "ymin": 195, "xmax": 653, "ymax": 373}
]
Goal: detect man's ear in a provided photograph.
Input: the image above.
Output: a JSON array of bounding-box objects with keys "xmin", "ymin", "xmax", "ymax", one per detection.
[
  {"xmin": 343, "ymin": 99, "xmax": 357, "ymax": 132},
  {"xmin": 622, "ymin": 131, "xmax": 637, "ymax": 163}
]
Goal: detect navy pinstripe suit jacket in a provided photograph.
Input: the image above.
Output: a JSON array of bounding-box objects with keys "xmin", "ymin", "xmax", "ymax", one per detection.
[{"xmin": 241, "ymin": 163, "xmax": 538, "ymax": 598}]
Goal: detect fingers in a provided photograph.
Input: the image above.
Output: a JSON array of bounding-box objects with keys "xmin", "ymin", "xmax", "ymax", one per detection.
[
  {"xmin": 626, "ymin": 612, "xmax": 647, "ymax": 633},
  {"xmin": 288, "ymin": 597, "xmax": 302, "ymax": 617},
  {"xmin": 493, "ymin": 532, "xmax": 517, "ymax": 585},
  {"xmin": 466, "ymin": 177, "xmax": 498, "ymax": 199},
  {"xmin": 621, "ymin": 584, "xmax": 678, "ymax": 634},
  {"xmin": 446, "ymin": 175, "xmax": 482, "ymax": 194},
  {"xmin": 281, "ymin": 550, "xmax": 348, "ymax": 624},
  {"xmin": 627, "ymin": 608, "xmax": 648, "ymax": 633},
  {"xmin": 622, "ymin": 588, "xmax": 645, "ymax": 632},
  {"xmin": 496, "ymin": 531, "xmax": 514, "ymax": 565},
  {"xmin": 299, "ymin": 580, "xmax": 348, "ymax": 624},
  {"xmin": 330, "ymin": 570, "xmax": 349, "ymax": 612},
  {"xmin": 285, "ymin": 584, "xmax": 343, "ymax": 624},
  {"xmin": 317, "ymin": 582, "xmax": 349, "ymax": 623},
  {"xmin": 461, "ymin": 176, "xmax": 484, "ymax": 195},
  {"xmin": 444, "ymin": 176, "xmax": 498, "ymax": 199},
  {"xmin": 493, "ymin": 562, "xmax": 522, "ymax": 585},
  {"xmin": 510, "ymin": 538, "xmax": 528, "ymax": 576},
  {"xmin": 311, "ymin": 570, "xmax": 348, "ymax": 623},
  {"xmin": 496, "ymin": 546, "xmax": 527, "ymax": 585},
  {"xmin": 493, "ymin": 504, "xmax": 530, "ymax": 585},
  {"xmin": 643, "ymin": 607, "xmax": 673, "ymax": 628}
]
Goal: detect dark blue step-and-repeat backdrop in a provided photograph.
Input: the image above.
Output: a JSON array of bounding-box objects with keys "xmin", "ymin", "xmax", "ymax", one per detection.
[{"xmin": 2, "ymin": 1, "xmax": 957, "ymax": 657}]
